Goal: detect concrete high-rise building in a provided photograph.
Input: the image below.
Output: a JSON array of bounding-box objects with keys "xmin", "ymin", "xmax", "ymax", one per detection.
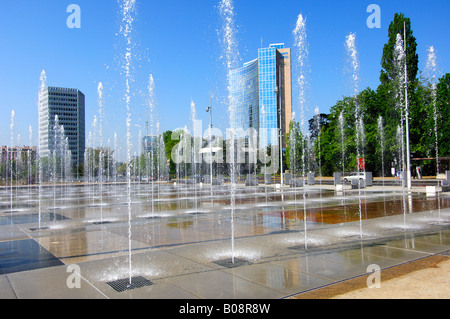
[
  {"xmin": 38, "ymin": 87, "xmax": 85, "ymax": 168},
  {"xmin": 230, "ymin": 43, "xmax": 292, "ymax": 149}
]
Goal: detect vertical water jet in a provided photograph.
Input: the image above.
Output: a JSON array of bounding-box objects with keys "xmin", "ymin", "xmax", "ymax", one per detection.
[
  {"xmin": 293, "ymin": 13, "xmax": 309, "ymax": 249},
  {"xmin": 219, "ymin": 0, "xmax": 240, "ymax": 263}
]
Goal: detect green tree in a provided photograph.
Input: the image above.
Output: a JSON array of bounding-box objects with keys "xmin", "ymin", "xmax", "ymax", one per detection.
[
  {"xmin": 436, "ymin": 73, "xmax": 450, "ymax": 157},
  {"xmin": 380, "ymin": 13, "xmax": 419, "ymax": 87},
  {"xmin": 378, "ymin": 12, "xmax": 421, "ymax": 174},
  {"xmin": 163, "ymin": 130, "xmax": 185, "ymax": 177},
  {"xmin": 314, "ymin": 14, "xmax": 449, "ymax": 177},
  {"xmin": 285, "ymin": 119, "xmax": 304, "ymax": 175},
  {"xmin": 317, "ymin": 96, "xmax": 360, "ymax": 176}
]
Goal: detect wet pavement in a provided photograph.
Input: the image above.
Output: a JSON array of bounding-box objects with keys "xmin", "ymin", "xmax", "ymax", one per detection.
[{"xmin": 0, "ymin": 183, "xmax": 449, "ymax": 299}]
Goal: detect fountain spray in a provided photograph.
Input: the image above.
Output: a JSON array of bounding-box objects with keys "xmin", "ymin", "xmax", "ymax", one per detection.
[
  {"xmin": 119, "ymin": 0, "xmax": 136, "ymax": 286},
  {"xmin": 10, "ymin": 110, "xmax": 16, "ymax": 217},
  {"xmin": 38, "ymin": 70, "xmax": 47, "ymax": 230},
  {"xmin": 97, "ymin": 82, "xmax": 104, "ymax": 223},
  {"xmin": 293, "ymin": 13, "xmax": 309, "ymax": 249},
  {"xmin": 425, "ymin": 45, "xmax": 441, "ymax": 224},
  {"xmin": 219, "ymin": 0, "xmax": 240, "ymax": 263},
  {"xmin": 345, "ymin": 32, "xmax": 365, "ymax": 240}
]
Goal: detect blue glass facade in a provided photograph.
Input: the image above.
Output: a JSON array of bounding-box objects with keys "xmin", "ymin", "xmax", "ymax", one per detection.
[
  {"xmin": 258, "ymin": 45, "xmax": 278, "ymax": 148},
  {"xmin": 229, "ymin": 43, "xmax": 291, "ymax": 149},
  {"xmin": 229, "ymin": 58, "xmax": 260, "ymax": 137}
]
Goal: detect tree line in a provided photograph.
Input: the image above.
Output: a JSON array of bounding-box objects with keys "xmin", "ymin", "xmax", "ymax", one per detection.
[{"xmin": 289, "ymin": 13, "xmax": 449, "ymax": 178}]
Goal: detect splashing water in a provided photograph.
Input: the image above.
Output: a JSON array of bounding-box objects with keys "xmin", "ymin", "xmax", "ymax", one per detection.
[
  {"xmin": 219, "ymin": 0, "xmax": 239, "ymax": 263},
  {"xmin": 345, "ymin": 33, "xmax": 360, "ymax": 96},
  {"xmin": 345, "ymin": 32, "xmax": 362, "ymax": 157},
  {"xmin": 97, "ymin": 82, "xmax": 105, "ymax": 222},
  {"xmin": 425, "ymin": 46, "xmax": 439, "ymax": 163},
  {"xmin": 9, "ymin": 110, "xmax": 16, "ymax": 215},
  {"xmin": 147, "ymin": 74, "xmax": 156, "ymax": 214},
  {"xmin": 345, "ymin": 32, "xmax": 365, "ymax": 239},
  {"xmin": 293, "ymin": 13, "xmax": 309, "ymax": 131},
  {"xmin": 38, "ymin": 69, "xmax": 47, "ymax": 163},
  {"xmin": 394, "ymin": 34, "xmax": 406, "ymax": 107},
  {"xmin": 425, "ymin": 45, "xmax": 442, "ymax": 223},
  {"xmin": 395, "ymin": 34, "xmax": 406, "ymax": 67},
  {"xmin": 345, "ymin": 32, "xmax": 363, "ymax": 154},
  {"xmin": 28, "ymin": 126, "xmax": 33, "ymax": 186},
  {"xmin": 10, "ymin": 110, "xmax": 15, "ymax": 147},
  {"xmin": 148, "ymin": 74, "xmax": 156, "ymax": 134},
  {"xmin": 293, "ymin": 13, "xmax": 310, "ymax": 249},
  {"xmin": 97, "ymin": 82, "xmax": 104, "ymax": 144},
  {"xmin": 315, "ymin": 107, "xmax": 323, "ymax": 186},
  {"xmin": 190, "ymin": 99, "xmax": 201, "ymax": 172},
  {"xmin": 190, "ymin": 99, "xmax": 199, "ymax": 213},
  {"xmin": 38, "ymin": 70, "xmax": 47, "ymax": 229},
  {"xmin": 394, "ymin": 34, "xmax": 406, "ymax": 174},
  {"xmin": 338, "ymin": 111, "xmax": 348, "ymax": 217},
  {"xmin": 119, "ymin": 0, "xmax": 136, "ymax": 285},
  {"xmin": 219, "ymin": 0, "xmax": 240, "ymax": 121},
  {"xmin": 339, "ymin": 112, "xmax": 345, "ymax": 178},
  {"xmin": 218, "ymin": 0, "xmax": 240, "ymax": 74},
  {"xmin": 426, "ymin": 46, "xmax": 438, "ymax": 79},
  {"xmin": 396, "ymin": 125, "xmax": 403, "ymax": 172},
  {"xmin": 190, "ymin": 99, "xmax": 197, "ymax": 131},
  {"xmin": 377, "ymin": 116, "xmax": 386, "ymax": 186}
]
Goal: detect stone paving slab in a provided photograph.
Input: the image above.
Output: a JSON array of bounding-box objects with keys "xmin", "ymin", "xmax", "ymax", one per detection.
[
  {"xmin": 5, "ymin": 265, "xmax": 106, "ymax": 299},
  {"xmin": 0, "ymin": 187, "xmax": 449, "ymax": 299},
  {"xmin": 0, "ymin": 229, "xmax": 448, "ymax": 299}
]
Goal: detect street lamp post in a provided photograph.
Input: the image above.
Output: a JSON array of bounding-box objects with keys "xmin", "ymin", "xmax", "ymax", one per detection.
[{"xmin": 275, "ymin": 86, "xmax": 284, "ymax": 186}]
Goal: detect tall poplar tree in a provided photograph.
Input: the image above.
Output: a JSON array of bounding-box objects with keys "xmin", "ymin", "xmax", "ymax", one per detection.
[{"xmin": 380, "ymin": 13, "xmax": 419, "ymax": 86}]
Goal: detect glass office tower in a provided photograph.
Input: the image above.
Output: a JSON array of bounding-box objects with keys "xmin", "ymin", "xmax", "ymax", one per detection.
[
  {"xmin": 230, "ymin": 43, "xmax": 292, "ymax": 149},
  {"xmin": 38, "ymin": 87, "xmax": 85, "ymax": 168},
  {"xmin": 229, "ymin": 58, "xmax": 260, "ymax": 136},
  {"xmin": 258, "ymin": 45, "xmax": 278, "ymax": 148}
]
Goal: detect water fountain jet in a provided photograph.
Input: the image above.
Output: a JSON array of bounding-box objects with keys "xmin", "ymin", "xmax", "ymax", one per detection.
[
  {"xmin": 293, "ymin": 12, "xmax": 309, "ymax": 249},
  {"xmin": 345, "ymin": 32, "xmax": 365, "ymax": 240},
  {"xmin": 219, "ymin": 0, "xmax": 240, "ymax": 264}
]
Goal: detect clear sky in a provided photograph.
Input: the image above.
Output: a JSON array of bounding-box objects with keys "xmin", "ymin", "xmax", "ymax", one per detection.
[{"xmin": 0, "ymin": 0, "xmax": 449, "ymax": 161}]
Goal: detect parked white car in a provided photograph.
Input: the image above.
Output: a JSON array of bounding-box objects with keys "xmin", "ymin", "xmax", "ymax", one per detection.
[{"xmin": 343, "ymin": 172, "xmax": 366, "ymax": 183}]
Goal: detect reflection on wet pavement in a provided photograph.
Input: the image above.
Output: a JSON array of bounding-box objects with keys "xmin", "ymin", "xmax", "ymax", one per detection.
[{"xmin": 0, "ymin": 183, "xmax": 449, "ymax": 298}]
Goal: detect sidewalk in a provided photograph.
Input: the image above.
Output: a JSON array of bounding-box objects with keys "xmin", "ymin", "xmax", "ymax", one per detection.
[
  {"xmin": 334, "ymin": 256, "xmax": 450, "ymax": 299},
  {"xmin": 289, "ymin": 252, "xmax": 450, "ymax": 299}
]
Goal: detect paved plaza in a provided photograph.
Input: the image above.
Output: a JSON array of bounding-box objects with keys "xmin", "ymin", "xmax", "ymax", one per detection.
[{"xmin": 0, "ymin": 183, "xmax": 449, "ymax": 299}]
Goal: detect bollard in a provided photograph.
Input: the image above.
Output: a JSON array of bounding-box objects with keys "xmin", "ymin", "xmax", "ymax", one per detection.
[
  {"xmin": 334, "ymin": 172, "xmax": 342, "ymax": 186},
  {"xmin": 365, "ymin": 172, "xmax": 373, "ymax": 187},
  {"xmin": 307, "ymin": 173, "xmax": 315, "ymax": 186}
]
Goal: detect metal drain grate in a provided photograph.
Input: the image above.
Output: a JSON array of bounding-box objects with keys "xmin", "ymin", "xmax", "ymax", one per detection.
[
  {"xmin": 106, "ymin": 276, "xmax": 153, "ymax": 293},
  {"xmin": 212, "ymin": 258, "xmax": 252, "ymax": 269},
  {"xmin": 287, "ymin": 245, "xmax": 308, "ymax": 251},
  {"xmin": 29, "ymin": 227, "xmax": 50, "ymax": 232},
  {"xmin": 92, "ymin": 221, "xmax": 112, "ymax": 225}
]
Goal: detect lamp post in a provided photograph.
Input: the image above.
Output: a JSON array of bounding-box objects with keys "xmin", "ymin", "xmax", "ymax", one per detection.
[
  {"xmin": 275, "ymin": 86, "xmax": 284, "ymax": 186},
  {"xmin": 206, "ymin": 96, "xmax": 213, "ymax": 185}
]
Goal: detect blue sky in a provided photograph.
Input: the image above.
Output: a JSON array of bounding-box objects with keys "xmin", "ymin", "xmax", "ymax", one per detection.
[{"xmin": 0, "ymin": 0, "xmax": 449, "ymax": 160}]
